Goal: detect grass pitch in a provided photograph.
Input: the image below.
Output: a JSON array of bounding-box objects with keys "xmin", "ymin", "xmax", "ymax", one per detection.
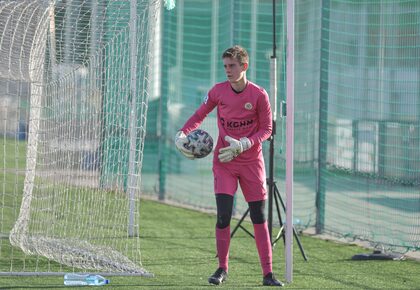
[{"xmin": 1, "ymin": 198, "xmax": 420, "ymax": 289}]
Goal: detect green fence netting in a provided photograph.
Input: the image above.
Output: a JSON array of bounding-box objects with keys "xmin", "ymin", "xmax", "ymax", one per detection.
[{"xmin": 141, "ymin": 0, "xmax": 420, "ymax": 253}]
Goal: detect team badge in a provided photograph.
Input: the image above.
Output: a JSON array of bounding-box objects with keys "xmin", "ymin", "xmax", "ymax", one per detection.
[{"xmin": 244, "ymin": 102, "xmax": 252, "ymax": 110}]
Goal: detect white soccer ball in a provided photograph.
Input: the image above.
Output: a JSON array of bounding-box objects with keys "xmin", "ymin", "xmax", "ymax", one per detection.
[{"xmin": 184, "ymin": 129, "xmax": 213, "ymax": 159}]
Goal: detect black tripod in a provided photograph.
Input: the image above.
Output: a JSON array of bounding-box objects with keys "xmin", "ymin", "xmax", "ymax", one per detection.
[
  {"xmin": 230, "ymin": 0, "xmax": 307, "ymax": 263},
  {"xmin": 230, "ymin": 124, "xmax": 308, "ymax": 261}
]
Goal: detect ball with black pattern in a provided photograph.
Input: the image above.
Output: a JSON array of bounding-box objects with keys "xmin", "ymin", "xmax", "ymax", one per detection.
[{"xmin": 183, "ymin": 129, "xmax": 213, "ymax": 158}]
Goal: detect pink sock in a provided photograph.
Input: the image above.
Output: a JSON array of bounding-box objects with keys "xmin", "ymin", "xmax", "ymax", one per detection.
[
  {"xmin": 253, "ymin": 222, "xmax": 273, "ymax": 276},
  {"xmin": 215, "ymin": 226, "xmax": 230, "ymax": 272}
]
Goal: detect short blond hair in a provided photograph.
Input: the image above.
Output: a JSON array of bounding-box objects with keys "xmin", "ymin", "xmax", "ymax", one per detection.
[{"xmin": 222, "ymin": 45, "xmax": 249, "ymax": 65}]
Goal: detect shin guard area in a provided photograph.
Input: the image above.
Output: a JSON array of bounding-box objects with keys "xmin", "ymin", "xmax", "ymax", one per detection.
[
  {"xmin": 215, "ymin": 226, "xmax": 230, "ymax": 272},
  {"xmin": 253, "ymin": 222, "xmax": 273, "ymax": 276}
]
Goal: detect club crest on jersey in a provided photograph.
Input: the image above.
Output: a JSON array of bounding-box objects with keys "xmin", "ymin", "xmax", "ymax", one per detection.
[
  {"xmin": 244, "ymin": 102, "xmax": 252, "ymax": 110},
  {"xmin": 203, "ymin": 95, "xmax": 209, "ymax": 104}
]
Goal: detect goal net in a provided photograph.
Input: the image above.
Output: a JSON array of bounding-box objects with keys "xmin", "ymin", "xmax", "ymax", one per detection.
[{"xmin": 0, "ymin": 0, "xmax": 162, "ymax": 275}]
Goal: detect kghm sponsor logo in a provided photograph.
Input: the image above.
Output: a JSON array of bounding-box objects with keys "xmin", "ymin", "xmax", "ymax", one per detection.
[{"xmin": 220, "ymin": 118, "xmax": 253, "ymax": 128}]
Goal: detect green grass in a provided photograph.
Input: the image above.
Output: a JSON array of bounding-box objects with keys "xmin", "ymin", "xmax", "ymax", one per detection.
[
  {"xmin": 1, "ymin": 138, "xmax": 27, "ymax": 170},
  {"xmin": 1, "ymin": 198, "xmax": 420, "ymax": 289}
]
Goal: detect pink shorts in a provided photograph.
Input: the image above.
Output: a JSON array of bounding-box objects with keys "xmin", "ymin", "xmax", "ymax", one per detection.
[{"xmin": 213, "ymin": 159, "xmax": 267, "ymax": 202}]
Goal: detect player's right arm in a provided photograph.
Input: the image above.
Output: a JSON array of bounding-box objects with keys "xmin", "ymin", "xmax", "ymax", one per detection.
[
  {"xmin": 175, "ymin": 92, "xmax": 217, "ymax": 158},
  {"xmin": 179, "ymin": 94, "xmax": 217, "ymax": 134}
]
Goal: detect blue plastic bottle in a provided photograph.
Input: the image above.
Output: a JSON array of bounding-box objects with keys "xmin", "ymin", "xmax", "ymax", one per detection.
[{"xmin": 64, "ymin": 273, "xmax": 109, "ymax": 286}]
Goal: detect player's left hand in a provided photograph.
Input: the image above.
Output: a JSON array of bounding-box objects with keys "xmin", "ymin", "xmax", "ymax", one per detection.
[{"xmin": 218, "ymin": 135, "xmax": 251, "ymax": 163}]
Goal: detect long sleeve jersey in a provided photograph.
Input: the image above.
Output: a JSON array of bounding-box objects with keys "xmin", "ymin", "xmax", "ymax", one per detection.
[{"xmin": 181, "ymin": 80, "xmax": 272, "ymax": 164}]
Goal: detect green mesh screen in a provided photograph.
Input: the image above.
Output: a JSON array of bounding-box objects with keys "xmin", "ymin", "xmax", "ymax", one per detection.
[
  {"xmin": 142, "ymin": 0, "xmax": 420, "ymax": 253},
  {"xmin": 316, "ymin": 0, "xmax": 420, "ymax": 251}
]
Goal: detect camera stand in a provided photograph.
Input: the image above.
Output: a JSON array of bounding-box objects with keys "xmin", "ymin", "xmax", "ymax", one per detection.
[
  {"xmin": 230, "ymin": 177, "xmax": 308, "ymax": 261},
  {"xmin": 230, "ymin": 131, "xmax": 308, "ymax": 261}
]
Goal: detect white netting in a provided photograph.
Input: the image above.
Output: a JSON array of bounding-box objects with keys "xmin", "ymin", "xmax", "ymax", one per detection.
[{"xmin": 1, "ymin": 0, "xmax": 161, "ymax": 275}]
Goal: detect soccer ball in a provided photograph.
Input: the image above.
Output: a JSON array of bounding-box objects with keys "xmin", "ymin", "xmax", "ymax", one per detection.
[{"xmin": 184, "ymin": 129, "xmax": 213, "ymax": 158}]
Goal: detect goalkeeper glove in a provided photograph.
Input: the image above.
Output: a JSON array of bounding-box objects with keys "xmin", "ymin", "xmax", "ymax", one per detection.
[
  {"xmin": 175, "ymin": 131, "xmax": 195, "ymax": 160},
  {"xmin": 218, "ymin": 135, "xmax": 251, "ymax": 163}
]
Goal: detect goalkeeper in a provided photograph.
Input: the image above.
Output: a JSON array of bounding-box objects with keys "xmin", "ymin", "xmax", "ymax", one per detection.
[{"xmin": 175, "ymin": 45, "xmax": 283, "ymax": 287}]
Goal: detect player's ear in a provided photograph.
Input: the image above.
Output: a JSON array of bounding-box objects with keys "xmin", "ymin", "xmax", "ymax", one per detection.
[{"xmin": 242, "ymin": 62, "xmax": 249, "ymax": 71}]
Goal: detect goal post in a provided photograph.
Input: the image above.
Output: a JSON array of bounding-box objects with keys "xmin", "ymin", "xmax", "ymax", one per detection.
[{"xmin": 0, "ymin": 0, "xmax": 166, "ymax": 276}]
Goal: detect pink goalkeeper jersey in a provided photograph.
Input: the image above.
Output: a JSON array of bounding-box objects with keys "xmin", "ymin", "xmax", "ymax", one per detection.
[{"xmin": 181, "ymin": 80, "xmax": 272, "ymax": 164}]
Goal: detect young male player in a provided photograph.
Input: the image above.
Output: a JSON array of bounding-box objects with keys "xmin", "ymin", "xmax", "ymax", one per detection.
[{"xmin": 175, "ymin": 45, "xmax": 283, "ymax": 287}]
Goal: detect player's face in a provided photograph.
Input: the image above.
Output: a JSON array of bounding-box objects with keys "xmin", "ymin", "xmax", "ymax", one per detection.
[{"xmin": 223, "ymin": 57, "xmax": 247, "ymax": 84}]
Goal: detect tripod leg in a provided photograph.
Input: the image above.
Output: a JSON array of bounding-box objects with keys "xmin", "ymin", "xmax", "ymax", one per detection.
[
  {"xmin": 273, "ymin": 189, "xmax": 286, "ymax": 245},
  {"xmin": 272, "ymin": 225, "xmax": 284, "ymax": 249},
  {"xmin": 230, "ymin": 208, "xmax": 252, "ymax": 238},
  {"xmin": 292, "ymin": 226, "xmax": 308, "ymax": 261},
  {"xmin": 273, "ymin": 183, "xmax": 308, "ymax": 261}
]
